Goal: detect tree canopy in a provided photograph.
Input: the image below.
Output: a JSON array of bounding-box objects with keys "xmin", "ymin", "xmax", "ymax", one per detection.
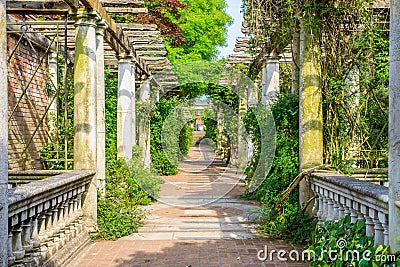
[{"xmin": 165, "ymin": 0, "xmax": 233, "ymax": 64}]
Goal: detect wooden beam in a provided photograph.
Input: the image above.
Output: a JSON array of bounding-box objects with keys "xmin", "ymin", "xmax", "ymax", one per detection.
[
  {"xmin": 118, "ymin": 23, "xmax": 157, "ymax": 31},
  {"xmin": 104, "ymin": 7, "xmax": 147, "ymax": 13},
  {"xmin": 6, "ymin": 8, "xmax": 68, "ymax": 14},
  {"xmin": 99, "ymin": 0, "xmax": 144, "ymax": 5},
  {"xmin": 6, "ymin": 0, "xmax": 69, "ymax": 10}
]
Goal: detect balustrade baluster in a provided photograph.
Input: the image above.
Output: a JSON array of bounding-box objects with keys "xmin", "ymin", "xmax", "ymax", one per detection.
[
  {"xmin": 11, "ymin": 226, "xmax": 25, "ymax": 266},
  {"xmin": 8, "ymin": 233, "xmax": 15, "ymax": 266},
  {"xmin": 21, "ymin": 219, "xmax": 34, "ymax": 265},
  {"xmin": 378, "ymin": 212, "xmax": 389, "ymax": 245}
]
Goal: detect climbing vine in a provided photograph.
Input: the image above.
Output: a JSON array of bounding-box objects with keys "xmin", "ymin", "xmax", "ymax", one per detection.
[{"xmin": 242, "ymin": 0, "xmax": 389, "ymax": 169}]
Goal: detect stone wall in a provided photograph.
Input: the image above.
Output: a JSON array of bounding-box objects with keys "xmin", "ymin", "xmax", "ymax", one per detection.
[{"xmin": 7, "ymin": 33, "xmax": 49, "ymax": 170}]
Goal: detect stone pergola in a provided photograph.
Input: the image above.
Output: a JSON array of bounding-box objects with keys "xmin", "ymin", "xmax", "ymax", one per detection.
[{"xmin": 0, "ymin": 0, "xmax": 176, "ymax": 264}]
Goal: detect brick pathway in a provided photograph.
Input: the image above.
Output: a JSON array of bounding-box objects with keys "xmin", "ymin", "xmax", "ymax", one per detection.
[{"xmin": 70, "ymin": 142, "xmax": 308, "ymax": 267}]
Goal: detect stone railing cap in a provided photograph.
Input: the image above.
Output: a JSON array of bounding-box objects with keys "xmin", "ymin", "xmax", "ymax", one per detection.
[{"xmin": 311, "ymin": 172, "xmax": 388, "ymax": 203}]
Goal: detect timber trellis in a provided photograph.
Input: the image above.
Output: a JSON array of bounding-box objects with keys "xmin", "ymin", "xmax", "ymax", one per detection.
[{"xmin": 0, "ymin": 0, "xmax": 178, "ymax": 265}]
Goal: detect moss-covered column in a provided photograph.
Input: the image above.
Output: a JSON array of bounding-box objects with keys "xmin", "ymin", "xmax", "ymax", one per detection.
[
  {"xmin": 292, "ymin": 29, "xmax": 301, "ymax": 95},
  {"xmin": 73, "ymin": 8, "xmax": 98, "ymax": 231},
  {"xmin": 138, "ymin": 80, "xmax": 151, "ymax": 168},
  {"xmin": 261, "ymin": 54, "xmax": 280, "ymax": 104},
  {"xmin": 0, "ymin": 0, "xmax": 8, "ymax": 264},
  {"xmin": 117, "ymin": 54, "xmax": 134, "ymax": 159},
  {"xmin": 298, "ymin": 21, "xmax": 323, "ymax": 212},
  {"xmin": 95, "ymin": 20, "xmax": 107, "ymax": 197},
  {"xmin": 48, "ymin": 53, "xmax": 58, "ymax": 138},
  {"xmin": 237, "ymin": 94, "xmax": 247, "ymax": 170},
  {"xmin": 389, "ymin": 0, "xmax": 400, "ymax": 252}
]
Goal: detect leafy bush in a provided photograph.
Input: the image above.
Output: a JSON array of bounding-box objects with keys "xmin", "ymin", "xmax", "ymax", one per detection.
[
  {"xmin": 150, "ymin": 97, "xmax": 194, "ymax": 175},
  {"xmin": 307, "ymin": 215, "xmax": 399, "ymax": 266},
  {"xmin": 244, "ymin": 94, "xmax": 316, "ymax": 243}
]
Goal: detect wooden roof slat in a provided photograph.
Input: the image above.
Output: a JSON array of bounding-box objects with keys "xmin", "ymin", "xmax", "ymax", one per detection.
[
  {"xmin": 104, "ymin": 7, "xmax": 147, "ymax": 13},
  {"xmin": 6, "ymin": 0, "xmax": 69, "ymax": 10},
  {"xmin": 118, "ymin": 23, "xmax": 157, "ymax": 31},
  {"xmin": 99, "ymin": 0, "xmax": 144, "ymax": 5},
  {"xmin": 135, "ymin": 50, "xmax": 167, "ymax": 56}
]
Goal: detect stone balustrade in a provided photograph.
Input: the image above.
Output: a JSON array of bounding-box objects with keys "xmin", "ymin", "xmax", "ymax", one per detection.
[
  {"xmin": 310, "ymin": 172, "xmax": 389, "ymax": 246},
  {"xmin": 7, "ymin": 170, "xmax": 95, "ymax": 266},
  {"xmin": 8, "ymin": 170, "xmax": 66, "ymax": 188}
]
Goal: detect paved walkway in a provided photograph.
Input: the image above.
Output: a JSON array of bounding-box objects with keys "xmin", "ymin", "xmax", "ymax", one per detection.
[{"xmin": 70, "ymin": 141, "xmax": 308, "ymax": 267}]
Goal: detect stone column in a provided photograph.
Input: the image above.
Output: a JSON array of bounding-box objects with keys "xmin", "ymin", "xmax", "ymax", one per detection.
[
  {"xmin": 48, "ymin": 53, "xmax": 58, "ymax": 138},
  {"xmin": 389, "ymin": 0, "xmax": 400, "ymax": 252},
  {"xmin": 292, "ymin": 29, "xmax": 301, "ymax": 95},
  {"xmin": 131, "ymin": 62, "xmax": 136, "ymax": 147},
  {"xmin": 0, "ymin": 0, "xmax": 8, "ymax": 264},
  {"xmin": 117, "ymin": 54, "xmax": 134, "ymax": 159},
  {"xmin": 138, "ymin": 80, "xmax": 151, "ymax": 168},
  {"xmin": 237, "ymin": 95, "xmax": 247, "ymax": 170},
  {"xmin": 261, "ymin": 54, "xmax": 280, "ymax": 104},
  {"xmin": 73, "ymin": 8, "xmax": 98, "ymax": 231},
  {"xmin": 246, "ymin": 84, "xmax": 258, "ymax": 161},
  {"xmin": 95, "ymin": 20, "xmax": 107, "ymax": 197},
  {"xmin": 298, "ymin": 21, "xmax": 323, "ymax": 213}
]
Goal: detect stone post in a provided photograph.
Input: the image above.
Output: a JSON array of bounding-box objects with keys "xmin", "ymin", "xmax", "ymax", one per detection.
[
  {"xmin": 298, "ymin": 21, "xmax": 323, "ymax": 213},
  {"xmin": 246, "ymin": 84, "xmax": 258, "ymax": 161},
  {"xmin": 48, "ymin": 53, "xmax": 58, "ymax": 138},
  {"xmin": 131, "ymin": 62, "xmax": 136, "ymax": 147},
  {"xmin": 73, "ymin": 8, "xmax": 98, "ymax": 231},
  {"xmin": 261, "ymin": 54, "xmax": 280, "ymax": 104},
  {"xmin": 292, "ymin": 29, "xmax": 300, "ymax": 95},
  {"xmin": 138, "ymin": 80, "xmax": 151, "ymax": 168},
  {"xmin": 95, "ymin": 20, "xmax": 107, "ymax": 197},
  {"xmin": 389, "ymin": 0, "xmax": 400, "ymax": 252},
  {"xmin": 0, "ymin": 0, "xmax": 8, "ymax": 264},
  {"xmin": 117, "ymin": 54, "xmax": 134, "ymax": 159},
  {"xmin": 237, "ymin": 95, "xmax": 247, "ymax": 170}
]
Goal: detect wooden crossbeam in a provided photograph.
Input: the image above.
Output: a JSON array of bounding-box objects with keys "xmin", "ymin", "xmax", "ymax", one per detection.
[
  {"xmin": 104, "ymin": 7, "xmax": 147, "ymax": 13},
  {"xmin": 136, "ymin": 50, "xmax": 167, "ymax": 56},
  {"xmin": 6, "ymin": 0, "xmax": 69, "ymax": 10},
  {"xmin": 118, "ymin": 23, "xmax": 157, "ymax": 31},
  {"xmin": 100, "ymin": 0, "xmax": 144, "ymax": 5}
]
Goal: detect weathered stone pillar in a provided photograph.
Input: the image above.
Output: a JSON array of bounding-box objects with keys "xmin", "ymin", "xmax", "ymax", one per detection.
[
  {"xmin": 131, "ymin": 62, "xmax": 136, "ymax": 147},
  {"xmin": 117, "ymin": 54, "xmax": 134, "ymax": 159},
  {"xmin": 246, "ymin": 84, "xmax": 258, "ymax": 161},
  {"xmin": 389, "ymin": 0, "xmax": 400, "ymax": 252},
  {"xmin": 138, "ymin": 80, "xmax": 151, "ymax": 168},
  {"xmin": 73, "ymin": 8, "xmax": 98, "ymax": 231},
  {"xmin": 0, "ymin": 0, "xmax": 8, "ymax": 264},
  {"xmin": 345, "ymin": 68, "xmax": 360, "ymax": 162},
  {"xmin": 292, "ymin": 29, "xmax": 301, "ymax": 95},
  {"xmin": 95, "ymin": 20, "xmax": 107, "ymax": 197},
  {"xmin": 48, "ymin": 53, "xmax": 58, "ymax": 137},
  {"xmin": 261, "ymin": 54, "xmax": 280, "ymax": 104},
  {"xmin": 298, "ymin": 21, "xmax": 323, "ymax": 212},
  {"xmin": 237, "ymin": 95, "xmax": 247, "ymax": 170}
]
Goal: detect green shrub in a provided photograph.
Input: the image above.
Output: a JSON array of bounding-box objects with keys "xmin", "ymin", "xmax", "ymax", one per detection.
[
  {"xmin": 150, "ymin": 97, "xmax": 194, "ymax": 175},
  {"xmin": 307, "ymin": 215, "xmax": 399, "ymax": 266}
]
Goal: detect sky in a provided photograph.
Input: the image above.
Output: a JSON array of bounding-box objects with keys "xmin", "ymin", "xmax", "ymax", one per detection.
[{"xmin": 217, "ymin": 0, "xmax": 244, "ymax": 59}]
